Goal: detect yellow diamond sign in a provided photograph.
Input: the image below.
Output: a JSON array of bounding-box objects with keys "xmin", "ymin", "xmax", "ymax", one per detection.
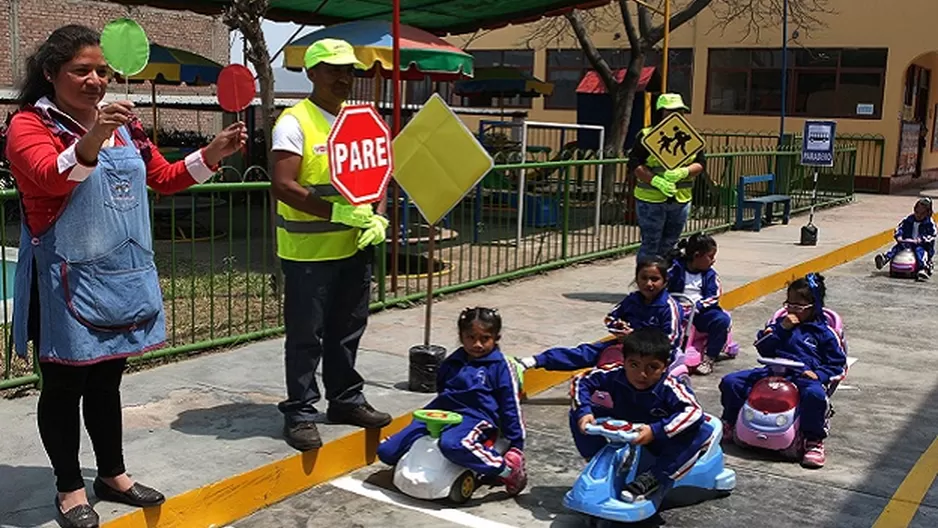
[
  {"xmin": 640, "ymin": 112, "xmax": 705, "ymax": 171},
  {"xmin": 392, "ymin": 93, "xmax": 494, "ymax": 225}
]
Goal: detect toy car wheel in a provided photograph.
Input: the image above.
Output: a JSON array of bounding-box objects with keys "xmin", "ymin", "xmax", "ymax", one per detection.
[
  {"xmin": 779, "ymin": 432, "xmax": 803, "ymax": 461},
  {"xmin": 449, "ymin": 470, "xmax": 476, "ymax": 504}
]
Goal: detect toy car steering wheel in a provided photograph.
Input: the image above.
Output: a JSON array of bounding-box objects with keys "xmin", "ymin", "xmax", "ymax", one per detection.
[
  {"xmin": 413, "ymin": 409, "xmax": 463, "ymax": 438},
  {"xmin": 757, "ymin": 357, "xmax": 806, "ymax": 375},
  {"xmin": 584, "ymin": 418, "xmax": 644, "ymax": 444},
  {"xmin": 757, "ymin": 357, "xmax": 806, "ymax": 369}
]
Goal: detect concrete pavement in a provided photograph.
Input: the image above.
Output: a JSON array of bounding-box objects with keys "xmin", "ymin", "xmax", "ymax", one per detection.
[{"xmin": 234, "ymin": 253, "xmax": 938, "ymax": 528}]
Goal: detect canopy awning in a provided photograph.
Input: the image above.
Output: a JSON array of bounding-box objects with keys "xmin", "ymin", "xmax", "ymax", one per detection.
[
  {"xmin": 454, "ymin": 66, "xmax": 554, "ymax": 97},
  {"xmin": 576, "ymin": 67, "xmax": 657, "ymax": 94},
  {"xmin": 113, "ymin": 0, "xmax": 614, "ymax": 35}
]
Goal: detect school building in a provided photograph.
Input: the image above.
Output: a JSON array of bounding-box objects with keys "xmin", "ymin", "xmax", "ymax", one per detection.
[{"xmin": 443, "ymin": 0, "xmax": 938, "ymax": 193}]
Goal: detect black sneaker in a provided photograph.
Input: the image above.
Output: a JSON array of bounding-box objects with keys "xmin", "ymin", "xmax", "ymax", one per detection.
[
  {"xmin": 620, "ymin": 471, "xmax": 660, "ymax": 503},
  {"xmin": 283, "ymin": 421, "xmax": 323, "ymax": 451},
  {"xmin": 327, "ymin": 403, "xmax": 393, "ymax": 429},
  {"xmin": 875, "ymin": 254, "xmax": 886, "ymax": 270}
]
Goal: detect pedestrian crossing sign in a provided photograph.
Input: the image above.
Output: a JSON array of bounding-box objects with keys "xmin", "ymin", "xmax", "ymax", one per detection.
[{"xmin": 640, "ymin": 112, "xmax": 705, "ymax": 171}]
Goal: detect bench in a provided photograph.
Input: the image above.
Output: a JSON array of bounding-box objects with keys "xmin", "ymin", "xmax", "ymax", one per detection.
[{"xmin": 734, "ymin": 174, "xmax": 791, "ymax": 232}]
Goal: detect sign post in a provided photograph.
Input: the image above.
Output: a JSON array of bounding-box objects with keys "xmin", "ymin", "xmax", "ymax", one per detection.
[
  {"xmin": 327, "ymin": 104, "xmax": 394, "ymax": 206},
  {"xmin": 799, "ymin": 120, "xmax": 837, "ymax": 246},
  {"xmin": 392, "ymin": 94, "xmax": 495, "ymax": 392}
]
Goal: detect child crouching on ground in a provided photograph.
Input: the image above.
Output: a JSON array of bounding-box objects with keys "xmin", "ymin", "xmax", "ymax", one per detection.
[
  {"xmin": 569, "ymin": 327, "xmax": 713, "ymax": 503},
  {"xmin": 376, "ymin": 307, "xmax": 528, "ymax": 496}
]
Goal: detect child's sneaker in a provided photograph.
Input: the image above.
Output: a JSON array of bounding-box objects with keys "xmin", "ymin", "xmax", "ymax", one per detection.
[
  {"xmin": 620, "ymin": 471, "xmax": 660, "ymax": 503},
  {"xmin": 721, "ymin": 342, "xmax": 740, "ymax": 360},
  {"xmin": 696, "ymin": 356, "xmax": 715, "ymax": 375},
  {"xmin": 917, "ymin": 269, "xmax": 930, "ymax": 281},
  {"xmin": 500, "ymin": 447, "xmax": 528, "ymax": 496},
  {"xmin": 875, "ymin": 254, "xmax": 887, "ymax": 270},
  {"xmin": 802, "ymin": 440, "xmax": 826, "ymax": 468}
]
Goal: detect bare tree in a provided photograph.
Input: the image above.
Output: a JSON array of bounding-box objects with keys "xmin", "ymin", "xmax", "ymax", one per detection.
[
  {"xmin": 222, "ymin": 0, "xmax": 275, "ymax": 175},
  {"xmin": 534, "ymin": 0, "xmax": 833, "ymax": 158}
]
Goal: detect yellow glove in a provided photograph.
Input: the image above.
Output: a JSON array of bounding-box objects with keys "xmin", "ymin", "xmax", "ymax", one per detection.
[
  {"xmin": 356, "ymin": 214, "xmax": 389, "ymax": 250},
  {"xmin": 331, "ymin": 203, "xmax": 374, "ymax": 228},
  {"xmin": 662, "ymin": 167, "xmax": 691, "ymax": 184},
  {"xmin": 650, "ymin": 175, "xmax": 677, "ymax": 197}
]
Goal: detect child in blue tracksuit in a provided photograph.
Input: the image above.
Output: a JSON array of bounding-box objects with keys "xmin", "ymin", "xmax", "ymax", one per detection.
[
  {"xmin": 667, "ymin": 233, "xmax": 732, "ymax": 376},
  {"xmin": 376, "ymin": 307, "xmax": 528, "ymax": 496},
  {"xmin": 875, "ymin": 197, "xmax": 935, "ymax": 280},
  {"xmin": 720, "ymin": 273, "xmax": 846, "ymax": 469},
  {"xmin": 516, "ymin": 256, "xmax": 683, "ymax": 372},
  {"xmin": 570, "ymin": 327, "xmax": 713, "ymax": 503}
]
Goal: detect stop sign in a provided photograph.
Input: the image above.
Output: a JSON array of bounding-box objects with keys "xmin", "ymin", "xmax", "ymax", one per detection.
[{"xmin": 327, "ymin": 104, "xmax": 394, "ymax": 206}]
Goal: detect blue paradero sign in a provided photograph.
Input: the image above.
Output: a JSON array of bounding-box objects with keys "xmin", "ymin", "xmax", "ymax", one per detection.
[{"xmin": 801, "ymin": 120, "xmax": 837, "ymax": 167}]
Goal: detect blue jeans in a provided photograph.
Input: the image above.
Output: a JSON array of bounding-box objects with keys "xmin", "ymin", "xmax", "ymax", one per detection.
[{"xmin": 636, "ymin": 199, "xmax": 691, "ymax": 262}]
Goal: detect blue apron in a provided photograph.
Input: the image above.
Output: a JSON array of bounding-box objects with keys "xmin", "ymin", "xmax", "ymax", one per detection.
[{"xmin": 13, "ymin": 126, "xmax": 166, "ymax": 364}]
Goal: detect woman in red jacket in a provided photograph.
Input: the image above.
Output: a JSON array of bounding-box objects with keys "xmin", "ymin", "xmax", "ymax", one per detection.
[{"xmin": 3, "ymin": 25, "xmax": 245, "ymax": 528}]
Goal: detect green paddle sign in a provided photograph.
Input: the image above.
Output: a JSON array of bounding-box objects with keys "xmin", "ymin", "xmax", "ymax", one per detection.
[{"xmin": 100, "ymin": 18, "xmax": 150, "ymax": 76}]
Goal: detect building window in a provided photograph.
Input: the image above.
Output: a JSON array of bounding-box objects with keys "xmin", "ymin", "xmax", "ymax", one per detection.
[
  {"xmin": 544, "ymin": 48, "xmax": 694, "ymax": 110},
  {"xmin": 705, "ymin": 48, "xmax": 888, "ymax": 118},
  {"xmin": 460, "ymin": 49, "xmax": 536, "ymax": 108},
  {"xmin": 405, "ymin": 78, "xmax": 458, "ymax": 106}
]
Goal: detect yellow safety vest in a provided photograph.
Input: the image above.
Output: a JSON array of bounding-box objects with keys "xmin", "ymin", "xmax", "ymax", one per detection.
[
  {"xmin": 633, "ymin": 127, "xmax": 696, "ymax": 204},
  {"xmin": 275, "ymin": 100, "xmax": 360, "ymax": 262}
]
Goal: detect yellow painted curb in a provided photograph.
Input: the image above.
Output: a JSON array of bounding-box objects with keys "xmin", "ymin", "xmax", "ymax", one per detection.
[{"xmin": 102, "ymin": 223, "xmax": 904, "ymax": 528}]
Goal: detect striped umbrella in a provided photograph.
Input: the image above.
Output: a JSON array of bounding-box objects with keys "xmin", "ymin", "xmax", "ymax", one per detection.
[
  {"xmin": 116, "ymin": 43, "xmax": 223, "ymax": 145},
  {"xmin": 283, "ymin": 20, "xmax": 473, "ymax": 81},
  {"xmin": 128, "ymin": 43, "xmax": 223, "ymax": 85}
]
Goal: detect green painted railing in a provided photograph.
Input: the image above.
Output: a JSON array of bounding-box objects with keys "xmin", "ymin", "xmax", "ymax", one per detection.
[{"xmin": 0, "ymin": 147, "xmax": 857, "ymax": 391}]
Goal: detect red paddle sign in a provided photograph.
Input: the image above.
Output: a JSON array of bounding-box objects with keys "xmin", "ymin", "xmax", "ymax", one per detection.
[{"xmin": 217, "ymin": 64, "xmax": 255, "ymax": 113}]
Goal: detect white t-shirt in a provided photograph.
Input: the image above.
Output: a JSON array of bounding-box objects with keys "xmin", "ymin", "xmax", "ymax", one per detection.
[
  {"xmin": 912, "ymin": 221, "xmax": 920, "ymax": 240},
  {"xmin": 684, "ymin": 271, "xmax": 704, "ymax": 304},
  {"xmin": 270, "ymin": 110, "xmax": 337, "ymax": 156}
]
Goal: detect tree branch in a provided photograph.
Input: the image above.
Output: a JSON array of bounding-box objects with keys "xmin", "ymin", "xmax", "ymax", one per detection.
[
  {"xmin": 565, "ymin": 10, "xmax": 616, "ymax": 90},
  {"xmin": 619, "ymin": 0, "xmax": 642, "ymax": 52},
  {"xmin": 644, "ymin": 0, "xmax": 713, "ymax": 45},
  {"xmin": 708, "ymin": 0, "xmax": 835, "ymax": 42},
  {"xmin": 636, "ymin": 2, "xmax": 654, "ymax": 42},
  {"xmin": 222, "ymin": 0, "xmax": 274, "ymax": 174}
]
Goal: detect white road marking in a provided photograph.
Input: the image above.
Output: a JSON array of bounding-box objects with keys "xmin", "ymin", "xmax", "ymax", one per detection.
[
  {"xmin": 839, "ymin": 357, "xmax": 860, "ymax": 389},
  {"xmin": 330, "ymin": 475, "xmax": 519, "ymax": 528}
]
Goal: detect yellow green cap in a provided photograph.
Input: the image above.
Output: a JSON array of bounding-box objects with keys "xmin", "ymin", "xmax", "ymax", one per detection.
[
  {"xmin": 304, "ymin": 38, "xmax": 366, "ymax": 70},
  {"xmin": 656, "ymin": 93, "xmax": 689, "ymax": 111}
]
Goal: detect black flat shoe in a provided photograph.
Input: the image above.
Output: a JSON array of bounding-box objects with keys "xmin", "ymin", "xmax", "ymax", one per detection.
[
  {"xmin": 54, "ymin": 495, "xmax": 99, "ymax": 528},
  {"xmin": 92, "ymin": 478, "xmax": 165, "ymax": 508}
]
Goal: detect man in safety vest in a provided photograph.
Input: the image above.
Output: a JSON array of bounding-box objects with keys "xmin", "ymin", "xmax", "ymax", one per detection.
[
  {"xmin": 270, "ymin": 38, "xmax": 392, "ymax": 451},
  {"xmin": 627, "ymin": 93, "xmax": 706, "ymax": 261}
]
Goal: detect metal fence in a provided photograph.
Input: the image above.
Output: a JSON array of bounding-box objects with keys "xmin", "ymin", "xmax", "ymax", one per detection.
[
  {"xmin": 700, "ymin": 130, "xmax": 884, "ymax": 193},
  {"xmin": 0, "ymin": 147, "xmax": 857, "ymax": 390}
]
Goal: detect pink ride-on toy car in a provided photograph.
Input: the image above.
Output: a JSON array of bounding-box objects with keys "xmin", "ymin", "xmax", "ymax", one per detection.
[
  {"xmin": 888, "ymin": 241, "xmax": 921, "ymax": 279},
  {"xmin": 731, "ymin": 307, "xmax": 847, "ymax": 460},
  {"xmin": 672, "ymin": 294, "xmax": 740, "ymax": 373}
]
